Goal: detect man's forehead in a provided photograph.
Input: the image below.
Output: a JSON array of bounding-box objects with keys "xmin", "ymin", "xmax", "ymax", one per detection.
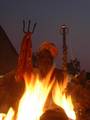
[{"xmin": 38, "ymin": 50, "xmax": 52, "ymax": 57}]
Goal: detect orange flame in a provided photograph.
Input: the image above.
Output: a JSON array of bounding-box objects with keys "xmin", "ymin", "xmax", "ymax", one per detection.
[
  {"xmin": 52, "ymin": 79, "xmax": 76, "ymax": 120},
  {"xmin": 0, "ymin": 69, "xmax": 76, "ymax": 120},
  {"xmin": 0, "ymin": 71, "xmax": 54, "ymax": 120},
  {"xmin": 0, "ymin": 107, "xmax": 14, "ymax": 120},
  {"xmin": 16, "ymin": 72, "xmax": 54, "ymax": 120}
]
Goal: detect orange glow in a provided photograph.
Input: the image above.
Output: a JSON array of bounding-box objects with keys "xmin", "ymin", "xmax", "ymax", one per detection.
[{"xmin": 52, "ymin": 80, "xmax": 76, "ymax": 120}]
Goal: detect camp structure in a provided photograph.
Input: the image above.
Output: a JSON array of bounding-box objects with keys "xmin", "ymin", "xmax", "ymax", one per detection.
[
  {"xmin": 0, "ymin": 25, "xmax": 18, "ymax": 76},
  {"xmin": 0, "ymin": 26, "xmax": 19, "ymax": 112}
]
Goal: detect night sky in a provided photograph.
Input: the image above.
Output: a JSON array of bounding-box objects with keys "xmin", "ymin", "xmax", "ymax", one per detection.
[{"xmin": 0, "ymin": 0, "xmax": 90, "ymax": 71}]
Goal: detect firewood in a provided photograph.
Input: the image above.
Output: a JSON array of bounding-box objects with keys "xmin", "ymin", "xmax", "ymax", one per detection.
[{"xmin": 40, "ymin": 108, "xmax": 68, "ymax": 120}]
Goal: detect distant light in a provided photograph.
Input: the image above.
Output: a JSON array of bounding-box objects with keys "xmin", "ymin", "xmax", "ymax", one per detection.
[{"xmin": 61, "ymin": 24, "xmax": 68, "ymax": 29}]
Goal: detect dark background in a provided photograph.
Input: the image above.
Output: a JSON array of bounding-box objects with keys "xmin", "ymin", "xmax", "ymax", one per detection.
[{"xmin": 0, "ymin": 0, "xmax": 90, "ymax": 71}]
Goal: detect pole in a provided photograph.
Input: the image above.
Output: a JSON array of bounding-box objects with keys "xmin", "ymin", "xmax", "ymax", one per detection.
[{"xmin": 60, "ymin": 24, "xmax": 68, "ymax": 72}]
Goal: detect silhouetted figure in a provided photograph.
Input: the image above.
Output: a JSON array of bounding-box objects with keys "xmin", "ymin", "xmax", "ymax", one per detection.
[
  {"xmin": 33, "ymin": 41, "xmax": 64, "ymax": 82},
  {"xmin": 33, "ymin": 41, "xmax": 65, "ymax": 111}
]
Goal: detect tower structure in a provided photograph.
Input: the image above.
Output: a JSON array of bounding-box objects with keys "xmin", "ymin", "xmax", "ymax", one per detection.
[{"xmin": 60, "ymin": 24, "xmax": 68, "ymax": 72}]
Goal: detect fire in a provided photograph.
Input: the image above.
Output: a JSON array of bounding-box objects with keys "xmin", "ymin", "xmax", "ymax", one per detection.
[
  {"xmin": 16, "ymin": 72, "xmax": 54, "ymax": 120},
  {"xmin": 52, "ymin": 79, "xmax": 76, "ymax": 120},
  {"xmin": 0, "ymin": 69, "xmax": 54, "ymax": 120},
  {"xmin": 0, "ymin": 108, "xmax": 14, "ymax": 120},
  {"xmin": 0, "ymin": 69, "xmax": 76, "ymax": 120}
]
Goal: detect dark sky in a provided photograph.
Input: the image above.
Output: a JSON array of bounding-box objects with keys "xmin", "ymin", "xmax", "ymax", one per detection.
[{"xmin": 0, "ymin": 0, "xmax": 90, "ymax": 71}]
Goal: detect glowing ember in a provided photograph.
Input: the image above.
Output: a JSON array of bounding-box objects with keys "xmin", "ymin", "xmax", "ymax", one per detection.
[{"xmin": 52, "ymin": 80, "xmax": 76, "ymax": 120}]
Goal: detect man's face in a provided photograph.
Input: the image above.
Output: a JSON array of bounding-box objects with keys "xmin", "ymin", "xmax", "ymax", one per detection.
[{"xmin": 38, "ymin": 50, "xmax": 53, "ymax": 70}]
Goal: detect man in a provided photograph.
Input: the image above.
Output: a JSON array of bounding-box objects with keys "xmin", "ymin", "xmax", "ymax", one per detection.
[
  {"xmin": 34, "ymin": 41, "xmax": 64, "ymax": 82},
  {"xmin": 34, "ymin": 41, "xmax": 64, "ymax": 111},
  {"xmin": 36, "ymin": 41, "xmax": 58, "ymax": 79}
]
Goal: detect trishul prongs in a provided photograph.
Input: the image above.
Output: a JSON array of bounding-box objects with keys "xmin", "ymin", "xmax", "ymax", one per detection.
[{"xmin": 23, "ymin": 20, "xmax": 37, "ymax": 33}]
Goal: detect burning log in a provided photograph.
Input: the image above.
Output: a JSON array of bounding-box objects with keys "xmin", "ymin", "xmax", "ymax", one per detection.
[{"xmin": 40, "ymin": 108, "xmax": 68, "ymax": 120}]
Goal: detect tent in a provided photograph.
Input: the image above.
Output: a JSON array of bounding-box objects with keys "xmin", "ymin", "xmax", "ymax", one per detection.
[{"xmin": 0, "ymin": 25, "xmax": 18, "ymax": 75}]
